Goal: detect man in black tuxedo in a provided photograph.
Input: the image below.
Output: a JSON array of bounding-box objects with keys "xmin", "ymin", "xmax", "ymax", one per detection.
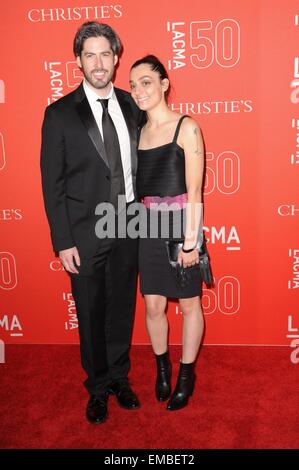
[{"xmin": 41, "ymin": 22, "xmax": 142, "ymax": 424}]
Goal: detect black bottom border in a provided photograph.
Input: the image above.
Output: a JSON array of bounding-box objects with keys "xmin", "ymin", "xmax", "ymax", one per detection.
[{"xmin": 0, "ymin": 449, "xmax": 299, "ymax": 465}]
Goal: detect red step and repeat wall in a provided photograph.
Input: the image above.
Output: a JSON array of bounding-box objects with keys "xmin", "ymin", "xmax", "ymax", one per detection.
[{"xmin": 0, "ymin": 1, "xmax": 298, "ymax": 356}]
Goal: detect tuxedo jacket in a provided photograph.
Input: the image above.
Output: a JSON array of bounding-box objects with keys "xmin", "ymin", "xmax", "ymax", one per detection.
[{"xmin": 40, "ymin": 83, "xmax": 142, "ymax": 258}]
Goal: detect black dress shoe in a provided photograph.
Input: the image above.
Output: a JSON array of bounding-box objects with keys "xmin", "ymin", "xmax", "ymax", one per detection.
[
  {"xmin": 86, "ymin": 393, "xmax": 108, "ymax": 424},
  {"xmin": 109, "ymin": 381, "xmax": 140, "ymax": 409}
]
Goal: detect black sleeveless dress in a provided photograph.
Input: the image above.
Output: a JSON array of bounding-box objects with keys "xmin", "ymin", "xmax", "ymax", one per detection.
[{"xmin": 137, "ymin": 116, "xmax": 202, "ymax": 299}]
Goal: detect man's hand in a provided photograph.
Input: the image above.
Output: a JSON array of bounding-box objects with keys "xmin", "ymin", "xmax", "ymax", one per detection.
[{"xmin": 59, "ymin": 247, "xmax": 81, "ymax": 274}]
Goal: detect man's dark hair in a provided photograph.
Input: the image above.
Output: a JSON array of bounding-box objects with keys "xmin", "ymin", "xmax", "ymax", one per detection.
[{"xmin": 73, "ymin": 21, "xmax": 123, "ymax": 57}]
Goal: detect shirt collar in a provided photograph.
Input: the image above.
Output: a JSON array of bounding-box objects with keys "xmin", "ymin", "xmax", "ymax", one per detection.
[{"xmin": 83, "ymin": 80, "xmax": 115, "ymax": 104}]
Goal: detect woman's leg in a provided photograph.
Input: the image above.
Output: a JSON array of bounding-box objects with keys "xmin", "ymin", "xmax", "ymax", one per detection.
[
  {"xmin": 179, "ymin": 296, "xmax": 204, "ymax": 363},
  {"xmin": 144, "ymin": 294, "xmax": 168, "ymax": 354},
  {"xmin": 144, "ymin": 294, "xmax": 171, "ymax": 401},
  {"xmin": 167, "ymin": 296, "xmax": 204, "ymax": 410}
]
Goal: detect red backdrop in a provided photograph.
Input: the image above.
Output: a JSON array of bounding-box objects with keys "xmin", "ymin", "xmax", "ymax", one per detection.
[{"xmin": 0, "ymin": 0, "xmax": 298, "ymax": 353}]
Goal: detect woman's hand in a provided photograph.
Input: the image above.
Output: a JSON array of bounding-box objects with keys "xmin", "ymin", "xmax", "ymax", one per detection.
[{"xmin": 177, "ymin": 248, "xmax": 199, "ymax": 268}]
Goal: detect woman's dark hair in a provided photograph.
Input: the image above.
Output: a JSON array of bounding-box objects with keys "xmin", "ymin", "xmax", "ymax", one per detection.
[
  {"xmin": 131, "ymin": 55, "xmax": 171, "ymax": 100},
  {"xmin": 73, "ymin": 21, "xmax": 123, "ymax": 57}
]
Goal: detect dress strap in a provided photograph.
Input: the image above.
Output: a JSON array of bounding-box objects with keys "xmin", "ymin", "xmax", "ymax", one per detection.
[{"xmin": 172, "ymin": 115, "xmax": 189, "ymax": 143}]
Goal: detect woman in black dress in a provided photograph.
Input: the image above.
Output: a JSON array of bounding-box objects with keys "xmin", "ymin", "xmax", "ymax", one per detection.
[{"xmin": 130, "ymin": 55, "xmax": 205, "ymax": 410}]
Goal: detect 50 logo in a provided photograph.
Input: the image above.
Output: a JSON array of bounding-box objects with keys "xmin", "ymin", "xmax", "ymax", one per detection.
[
  {"xmin": 0, "ymin": 252, "xmax": 17, "ymax": 290},
  {"xmin": 204, "ymin": 151, "xmax": 240, "ymax": 195},
  {"xmin": 168, "ymin": 19, "xmax": 240, "ymax": 70},
  {"xmin": 202, "ymin": 276, "xmax": 240, "ymax": 315},
  {"xmin": 175, "ymin": 276, "xmax": 240, "ymax": 316}
]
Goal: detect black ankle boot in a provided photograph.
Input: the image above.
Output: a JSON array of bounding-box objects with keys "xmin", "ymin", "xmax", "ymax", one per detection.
[
  {"xmin": 155, "ymin": 351, "xmax": 172, "ymax": 402},
  {"xmin": 167, "ymin": 361, "xmax": 195, "ymax": 411}
]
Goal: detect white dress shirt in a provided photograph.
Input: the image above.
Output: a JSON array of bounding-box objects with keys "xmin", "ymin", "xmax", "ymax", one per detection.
[{"xmin": 83, "ymin": 80, "xmax": 134, "ymax": 203}]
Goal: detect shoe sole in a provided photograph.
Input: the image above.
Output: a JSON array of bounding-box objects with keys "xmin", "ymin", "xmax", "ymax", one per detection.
[
  {"xmin": 117, "ymin": 402, "xmax": 140, "ymax": 410},
  {"xmin": 86, "ymin": 413, "xmax": 108, "ymax": 424},
  {"xmin": 166, "ymin": 405, "xmax": 187, "ymax": 411},
  {"xmin": 157, "ymin": 395, "xmax": 171, "ymax": 402}
]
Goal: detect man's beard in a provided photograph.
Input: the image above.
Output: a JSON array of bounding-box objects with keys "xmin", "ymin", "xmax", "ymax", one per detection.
[{"xmin": 84, "ymin": 68, "xmax": 114, "ymax": 90}]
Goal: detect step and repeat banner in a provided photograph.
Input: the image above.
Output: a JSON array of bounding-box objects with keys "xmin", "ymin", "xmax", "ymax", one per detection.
[{"xmin": 0, "ymin": 1, "xmax": 298, "ymax": 354}]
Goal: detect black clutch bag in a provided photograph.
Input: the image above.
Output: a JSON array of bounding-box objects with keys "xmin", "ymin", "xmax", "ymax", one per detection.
[{"xmin": 165, "ymin": 235, "xmax": 213, "ymax": 289}]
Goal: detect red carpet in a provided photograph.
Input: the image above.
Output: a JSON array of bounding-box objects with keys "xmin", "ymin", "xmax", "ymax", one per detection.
[{"xmin": 0, "ymin": 345, "xmax": 298, "ymax": 449}]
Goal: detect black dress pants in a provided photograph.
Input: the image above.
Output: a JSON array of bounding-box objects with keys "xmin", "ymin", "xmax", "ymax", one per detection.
[{"xmin": 71, "ymin": 234, "xmax": 138, "ymax": 396}]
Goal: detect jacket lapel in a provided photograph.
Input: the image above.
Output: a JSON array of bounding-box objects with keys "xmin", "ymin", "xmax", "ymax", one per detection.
[{"xmin": 74, "ymin": 84, "xmax": 109, "ymax": 168}]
